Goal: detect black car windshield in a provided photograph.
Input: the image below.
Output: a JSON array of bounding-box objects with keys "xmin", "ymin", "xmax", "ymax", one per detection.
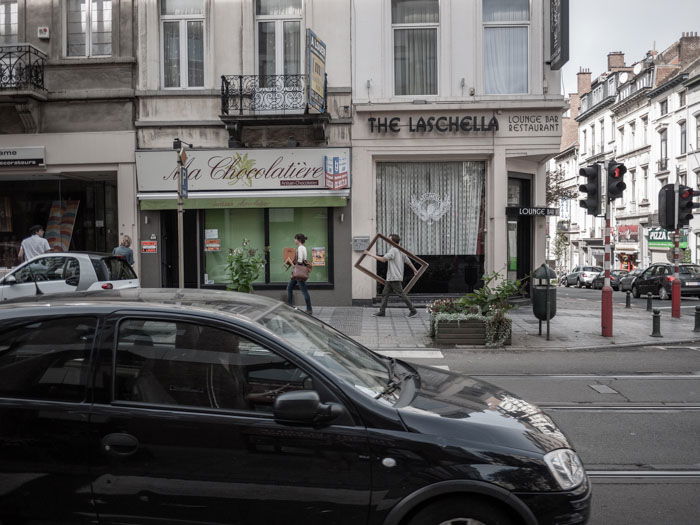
[{"xmin": 680, "ymin": 265, "xmax": 700, "ymax": 275}]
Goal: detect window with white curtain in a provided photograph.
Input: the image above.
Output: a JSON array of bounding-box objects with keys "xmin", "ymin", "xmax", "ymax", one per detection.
[
  {"xmin": 66, "ymin": 0, "xmax": 112, "ymax": 57},
  {"xmin": 0, "ymin": 0, "xmax": 18, "ymax": 45},
  {"xmin": 376, "ymin": 162, "xmax": 485, "ymax": 256},
  {"xmin": 161, "ymin": 0, "xmax": 204, "ymax": 88},
  {"xmin": 483, "ymin": 0, "xmax": 529, "ymax": 94},
  {"xmin": 256, "ymin": 0, "xmax": 302, "ymax": 88},
  {"xmin": 680, "ymin": 121, "xmax": 687, "ymax": 155},
  {"xmin": 392, "ymin": 0, "xmax": 439, "ymax": 96}
]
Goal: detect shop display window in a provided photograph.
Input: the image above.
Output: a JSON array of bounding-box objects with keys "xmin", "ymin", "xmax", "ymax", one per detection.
[{"xmin": 203, "ymin": 207, "xmax": 330, "ymax": 287}]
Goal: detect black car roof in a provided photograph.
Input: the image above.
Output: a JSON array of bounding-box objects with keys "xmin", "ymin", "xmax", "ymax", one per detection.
[{"xmin": 0, "ymin": 288, "xmax": 282, "ymax": 325}]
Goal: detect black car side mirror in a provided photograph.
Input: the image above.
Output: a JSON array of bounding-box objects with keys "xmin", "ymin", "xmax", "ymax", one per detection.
[
  {"xmin": 273, "ymin": 390, "xmax": 344, "ymax": 426},
  {"xmin": 2, "ymin": 275, "xmax": 17, "ymax": 285}
]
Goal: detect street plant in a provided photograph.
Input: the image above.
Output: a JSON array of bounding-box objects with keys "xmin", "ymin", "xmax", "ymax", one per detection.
[{"xmin": 225, "ymin": 239, "xmax": 267, "ymax": 293}]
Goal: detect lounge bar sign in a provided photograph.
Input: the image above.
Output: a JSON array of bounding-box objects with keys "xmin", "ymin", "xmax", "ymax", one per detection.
[
  {"xmin": 506, "ymin": 207, "xmax": 559, "ymax": 217},
  {"xmin": 136, "ymin": 148, "xmax": 351, "ymax": 192},
  {"xmin": 0, "ymin": 147, "xmax": 45, "ymax": 167},
  {"xmin": 368, "ymin": 115, "xmax": 499, "ymax": 133}
]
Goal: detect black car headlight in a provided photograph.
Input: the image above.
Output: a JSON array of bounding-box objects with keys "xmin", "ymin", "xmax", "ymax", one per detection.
[{"xmin": 543, "ymin": 449, "xmax": 586, "ymax": 490}]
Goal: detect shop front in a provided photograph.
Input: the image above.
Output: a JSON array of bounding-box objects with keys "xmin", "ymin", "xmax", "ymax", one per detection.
[
  {"xmin": 135, "ymin": 148, "xmax": 352, "ymax": 305},
  {"xmin": 352, "ymin": 107, "xmax": 562, "ymax": 302},
  {"xmin": 0, "ymin": 134, "xmax": 137, "ymax": 272},
  {"xmin": 647, "ymin": 228, "xmax": 689, "ymax": 264}
]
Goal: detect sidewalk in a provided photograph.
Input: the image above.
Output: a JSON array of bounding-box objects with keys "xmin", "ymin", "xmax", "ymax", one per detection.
[{"xmin": 314, "ymin": 296, "xmax": 700, "ymax": 351}]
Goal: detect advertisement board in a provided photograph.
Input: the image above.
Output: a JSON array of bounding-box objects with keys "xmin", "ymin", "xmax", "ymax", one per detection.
[{"xmin": 306, "ymin": 29, "xmax": 326, "ymax": 114}]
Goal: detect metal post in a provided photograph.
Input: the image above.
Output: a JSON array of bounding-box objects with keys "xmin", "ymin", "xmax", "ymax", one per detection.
[
  {"xmin": 177, "ymin": 164, "xmax": 185, "ymax": 289},
  {"xmin": 672, "ymin": 228, "xmax": 681, "ymax": 318},
  {"xmin": 694, "ymin": 306, "xmax": 700, "ymax": 332},
  {"xmin": 625, "ymin": 291, "xmax": 631, "ymax": 308},
  {"xmin": 646, "ymin": 292, "xmax": 653, "ymax": 312},
  {"xmin": 602, "ymin": 165, "xmax": 613, "ymax": 337},
  {"xmin": 650, "ymin": 309, "xmax": 662, "ymax": 337},
  {"xmin": 546, "ymin": 272, "xmax": 551, "ymax": 341}
]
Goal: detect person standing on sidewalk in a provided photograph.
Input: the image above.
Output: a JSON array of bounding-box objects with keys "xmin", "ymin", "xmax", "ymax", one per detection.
[
  {"xmin": 112, "ymin": 235, "xmax": 134, "ymax": 265},
  {"xmin": 285, "ymin": 233, "xmax": 313, "ymax": 314},
  {"xmin": 364, "ymin": 234, "xmax": 418, "ymax": 317},
  {"xmin": 17, "ymin": 225, "xmax": 50, "ymax": 262}
]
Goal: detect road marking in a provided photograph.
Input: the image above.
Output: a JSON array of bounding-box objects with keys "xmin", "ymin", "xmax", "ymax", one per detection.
[
  {"xmin": 376, "ymin": 350, "xmax": 444, "ymax": 359},
  {"xmin": 430, "ymin": 365, "xmax": 450, "ymax": 370},
  {"xmin": 473, "ymin": 374, "xmax": 700, "ymax": 379},
  {"xmin": 588, "ymin": 384, "xmax": 619, "ymax": 394},
  {"xmin": 540, "ymin": 404, "xmax": 700, "ymax": 411},
  {"xmin": 588, "ymin": 470, "xmax": 700, "ymax": 478}
]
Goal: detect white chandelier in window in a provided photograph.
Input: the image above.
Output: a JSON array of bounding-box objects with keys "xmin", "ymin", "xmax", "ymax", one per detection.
[{"xmin": 408, "ymin": 193, "xmax": 451, "ymax": 224}]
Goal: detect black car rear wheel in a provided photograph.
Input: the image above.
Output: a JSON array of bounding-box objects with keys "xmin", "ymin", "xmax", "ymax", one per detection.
[
  {"xmin": 407, "ymin": 497, "xmax": 515, "ymax": 525},
  {"xmin": 659, "ymin": 286, "xmax": 670, "ymax": 301}
]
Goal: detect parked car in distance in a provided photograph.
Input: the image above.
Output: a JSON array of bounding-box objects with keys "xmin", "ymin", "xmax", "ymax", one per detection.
[
  {"xmin": 619, "ymin": 268, "xmax": 644, "ymax": 292},
  {"xmin": 0, "ymin": 289, "xmax": 591, "ymax": 525},
  {"xmin": 591, "ymin": 269, "xmax": 629, "ymax": 290},
  {"xmin": 564, "ymin": 266, "xmax": 602, "ymax": 288},
  {"xmin": 632, "ymin": 263, "xmax": 700, "ymax": 300},
  {"xmin": 0, "ymin": 252, "xmax": 138, "ymax": 302}
]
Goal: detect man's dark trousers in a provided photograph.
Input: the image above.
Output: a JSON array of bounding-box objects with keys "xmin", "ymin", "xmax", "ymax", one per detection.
[{"xmin": 378, "ymin": 281, "xmax": 416, "ymax": 314}]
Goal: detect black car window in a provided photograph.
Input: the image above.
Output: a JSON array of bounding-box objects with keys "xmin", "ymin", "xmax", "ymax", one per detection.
[
  {"xmin": 64, "ymin": 258, "xmax": 81, "ymax": 280},
  {"xmin": 680, "ymin": 265, "xmax": 700, "ymax": 275},
  {"xmin": 102, "ymin": 257, "xmax": 137, "ymax": 280},
  {"xmin": 114, "ymin": 319, "xmax": 313, "ymax": 413},
  {"xmin": 0, "ymin": 317, "xmax": 97, "ymax": 402}
]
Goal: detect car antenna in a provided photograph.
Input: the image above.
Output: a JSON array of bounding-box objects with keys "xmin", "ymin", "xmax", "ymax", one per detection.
[{"xmin": 26, "ymin": 266, "xmax": 44, "ymax": 296}]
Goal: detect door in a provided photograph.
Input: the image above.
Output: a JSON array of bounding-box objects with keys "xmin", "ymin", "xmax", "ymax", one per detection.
[
  {"xmin": 88, "ymin": 316, "xmax": 371, "ymax": 524},
  {"xmin": 0, "ymin": 256, "xmax": 79, "ymax": 301},
  {"xmin": 637, "ymin": 266, "xmax": 657, "ymax": 295},
  {"xmin": 0, "ymin": 316, "xmax": 98, "ymax": 523},
  {"xmin": 507, "ymin": 176, "xmax": 532, "ymax": 286}
]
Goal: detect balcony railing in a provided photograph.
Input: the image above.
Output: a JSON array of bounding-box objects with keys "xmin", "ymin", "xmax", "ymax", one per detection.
[
  {"xmin": 0, "ymin": 44, "xmax": 47, "ymax": 91},
  {"xmin": 221, "ymin": 74, "xmax": 326, "ymax": 116},
  {"xmin": 657, "ymin": 158, "xmax": 669, "ymax": 172}
]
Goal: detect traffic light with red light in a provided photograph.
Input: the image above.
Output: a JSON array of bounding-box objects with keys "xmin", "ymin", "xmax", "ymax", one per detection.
[
  {"xmin": 678, "ymin": 185, "xmax": 700, "ymax": 227},
  {"xmin": 579, "ymin": 165, "xmax": 601, "ymax": 216},
  {"xmin": 658, "ymin": 184, "xmax": 676, "ymax": 230},
  {"xmin": 607, "ymin": 160, "xmax": 627, "ymax": 201}
]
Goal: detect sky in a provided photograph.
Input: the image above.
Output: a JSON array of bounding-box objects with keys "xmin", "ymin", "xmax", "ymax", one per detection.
[{"xmin": 561, "ymin": 0, "xmax": 700, "ymax": 95}]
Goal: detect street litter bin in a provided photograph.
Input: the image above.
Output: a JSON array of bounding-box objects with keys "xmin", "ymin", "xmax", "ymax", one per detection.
[{"xmin": 532, "ymin": 263, "xmax": 557, "ymax": 327}]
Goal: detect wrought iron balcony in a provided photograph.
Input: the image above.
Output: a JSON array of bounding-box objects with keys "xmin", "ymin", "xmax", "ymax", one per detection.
[
  {"xmin": 657, "ymin": 158, "xmax": 669, "ymax": 172},
  {"xmin": 220, "ymin": 74, "xmax": 326, "ymax": 116},
  {"xmin": 0, "ymin": 44, "xmax": 47, "ymax": 92}
]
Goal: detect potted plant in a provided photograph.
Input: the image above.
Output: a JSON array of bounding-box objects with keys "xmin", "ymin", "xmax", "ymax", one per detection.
[{"xmin": 225, "ymin": 239, "xmax": 267, "ymax": 293}]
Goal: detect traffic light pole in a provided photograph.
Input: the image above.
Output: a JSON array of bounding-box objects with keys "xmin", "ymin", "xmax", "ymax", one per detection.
[
  {"xmin": 672, "ymin": 182, "xmax": 681, "ymax": 318},
  {"xmin": 602, "ymin": 180, "xmax": 613, "ymax": 337}
]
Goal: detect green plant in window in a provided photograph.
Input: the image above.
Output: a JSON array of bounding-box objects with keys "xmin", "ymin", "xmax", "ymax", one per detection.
[
  {"xmin": 225, "ymin": 239, "xmax": 267, "ymax": 293},
  {"xmin": 228, "ymin": 153, "xmax": 256, "ymax": 188}
]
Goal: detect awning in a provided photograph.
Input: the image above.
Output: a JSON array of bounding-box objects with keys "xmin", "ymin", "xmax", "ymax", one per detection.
[{"xmin": 137, "ymin": 189, "xmax": 350, "ymax": 210}]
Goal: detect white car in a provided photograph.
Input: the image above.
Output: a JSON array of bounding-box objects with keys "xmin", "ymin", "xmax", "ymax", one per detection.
[{"xmin": 0, "ymin": 252, "xmax": 139, "ymax": 302}]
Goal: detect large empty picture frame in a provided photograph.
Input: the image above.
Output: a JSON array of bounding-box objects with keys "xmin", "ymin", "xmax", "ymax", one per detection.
[{"xmin": 354, "ymin": 233, "xmax": 429, "ymax": 294}]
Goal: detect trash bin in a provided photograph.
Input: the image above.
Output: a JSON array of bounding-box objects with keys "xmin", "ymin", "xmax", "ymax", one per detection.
[{"xmin": 532, "ymin": 263, "xmax": 557, "ymax": 321}]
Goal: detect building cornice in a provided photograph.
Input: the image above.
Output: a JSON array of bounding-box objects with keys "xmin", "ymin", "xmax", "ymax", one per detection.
[
  {"xmin": 354, "ymin": 99, "xmax": 566, "ymax": 113},
  {"xmin": 575, "ymin": 96, "xmax": 615, "ymax": 122},
  {"xmin": 648, "ymin": 73, "xmax": 689, "ymax": 99}
]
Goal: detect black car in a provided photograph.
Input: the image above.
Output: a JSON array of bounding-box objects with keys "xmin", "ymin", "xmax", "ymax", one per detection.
[
  {"xmin": 619, "ymin": 268, "xmax": 644, "ymax": 292},
  {"xmin": 632, "ymin": 263, "xmax": 700, "ymax": 299},
  {"xmin": 591, "ymin": 269, "xmax": 628, "ymax": 290},
  {"xmin": 0, "ymin": 289, "xmax": 591, "ymax": 525}
]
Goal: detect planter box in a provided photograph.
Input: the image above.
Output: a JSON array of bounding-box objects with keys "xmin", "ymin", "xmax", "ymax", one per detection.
[{"xmin": 434, "ymin": 319, "xmax": 511, "ymax": 346}]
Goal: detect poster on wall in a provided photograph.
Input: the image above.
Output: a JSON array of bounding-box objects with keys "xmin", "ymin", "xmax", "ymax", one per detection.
[
  {"xmin": 312, "ymin": 247, "xmax": 326, "ymax": 266},
  {"xmin": 204, "ymin": 239, "xmax": 221, "ymax": 252},
  {"xmin": 0, "ymin": 197, "xmax": 12, "ymax": 232},
  {"xmin": 141, "ymin": 240, "xmax": 158, "ymax": 254},
  {"xmin": 305, "ymin": 29, "xmax": 326, "ymax": 114},
  {"xmin": 45, "ymin": 200, "xmax": 80, "ymax": 251},
  {"xmin": 616, "ymin": 225, "xmax": 639, "ymax": 243},
  {"xmin": 324, "ymin": 156, "xmax": 349, "ymax": 190}
]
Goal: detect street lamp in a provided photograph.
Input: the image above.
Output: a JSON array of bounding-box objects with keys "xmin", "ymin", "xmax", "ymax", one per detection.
[{"xmin": 173, "ymin": 138, "xmax": 194, "ymax": 289}]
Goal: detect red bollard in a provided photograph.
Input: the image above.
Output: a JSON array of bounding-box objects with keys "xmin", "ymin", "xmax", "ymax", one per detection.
[{"xmin": 672, "ymin": 277, "xmax": 681, "ymax": 318}]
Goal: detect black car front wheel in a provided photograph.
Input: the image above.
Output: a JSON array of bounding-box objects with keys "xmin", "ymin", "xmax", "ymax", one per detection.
[
  {"xmin": 659, "ymin": 286, "xmax": 671, "ymax": 301},
  {"xmin": 407, "ymin": 497, "xmax": 515, "ymax": 525},
  {"xmin": 632, "ymin": 285, "xmax": 640, "ymax": 298}
]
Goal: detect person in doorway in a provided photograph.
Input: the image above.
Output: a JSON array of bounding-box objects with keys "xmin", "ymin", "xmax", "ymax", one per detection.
[
  {"xmin": 17, "ymin": 225, "xmax": 50, "ymax": 262},
  {"xmin": 286, "ymin": 233, "xmax": 313, "ymax": 314},
  {"xmin": 364, "ymin": 234, "xmax": 418, "ymax": 317},
  {"xmin": 113, "ymin": 235, "xmax": 134, "ymax": 265}
]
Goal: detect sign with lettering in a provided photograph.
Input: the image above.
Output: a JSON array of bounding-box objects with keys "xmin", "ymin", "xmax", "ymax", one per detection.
[
  {"xmin": 550, "ymin": 0, "xmax": 569, "ymax": 70},
  {"xmin": 136, "ymin": 148, "xmax": 351, "ymax": 192},
  {"xmin": 616, "ymin": 224, "xmax": 639, "ymax": 243},
  {"xmin": 506, "ymin": 207, "xmax": 559, "ymax": 217},
  {"xmin": 141, "ymin": 240, "xmax": 158, "ymax": 254},
  {"xmin": 0, "ymin": 147, "xmax": 45, "ymax": 167},
  {"xmin": 306, "ymin": 29, "xmax": 326, "ymax": 114},
  {"xmin": 368, "ymin": 116, "xmax": 499, "ymax": 134},
  {"xmin": 647, "ymin": 228, "xmax": 688, "ymax": 249}
]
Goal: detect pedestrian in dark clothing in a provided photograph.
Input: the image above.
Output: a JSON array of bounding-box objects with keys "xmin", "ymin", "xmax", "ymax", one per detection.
[
  {"xmin": 285, "ymin": 233, "xmax": 312, "ymax": 314},
  {"xmin": 364, "ymin": 234, "xmax": 418, "ymax": 317},
  {"xmin": 112, "ymin": 235, "xmax": 134, "ymax": 265}
]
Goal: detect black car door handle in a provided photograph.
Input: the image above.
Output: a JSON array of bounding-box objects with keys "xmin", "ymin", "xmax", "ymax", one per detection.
[{"xmin": 102, "ymin": 433, "xmax": 139, "ymax": 457}]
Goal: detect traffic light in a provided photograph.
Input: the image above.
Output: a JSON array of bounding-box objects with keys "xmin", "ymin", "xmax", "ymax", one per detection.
[
  {"xmin": 658, "ymin": 184, "xmax": 676, "ymax": 230},
  {"xmin": 607, "ymin": 160, "xmax": 627, "ymax": 201},
  {"xmin": 579, "ymin": 164, "xmax": 601, "ymax": 216},
  {"xmin": 677, "ymin": 185, "xmax": 700, "ymax": 227}
]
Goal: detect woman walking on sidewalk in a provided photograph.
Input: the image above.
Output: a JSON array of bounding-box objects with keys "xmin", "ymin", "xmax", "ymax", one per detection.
[{"xmin": 286, "ymin": 233, "xmax": 313, "ymax": 314}]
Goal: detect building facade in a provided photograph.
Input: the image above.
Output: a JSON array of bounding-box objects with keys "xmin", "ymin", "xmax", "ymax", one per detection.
[
  {"xmin": 0, "ymin": 0, "xmax": 137, "ymax": 272},
  {"xmin": 351, "ymin": 0, "xmax": 566, "ymax": 303},
  {"xmin": 133, "ymin": 0, "xmax": 353, "ymax": 304}
]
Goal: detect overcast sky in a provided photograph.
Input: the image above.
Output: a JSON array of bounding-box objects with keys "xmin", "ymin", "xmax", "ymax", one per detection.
[{"xmin": 561, "ymin": 0, "xmax": 700, "ymax": 95}]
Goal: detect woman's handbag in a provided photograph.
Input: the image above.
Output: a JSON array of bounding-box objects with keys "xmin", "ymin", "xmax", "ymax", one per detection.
[{"xmin": 291, "ymin": 261, "xmax": 311, "ymax": 282}]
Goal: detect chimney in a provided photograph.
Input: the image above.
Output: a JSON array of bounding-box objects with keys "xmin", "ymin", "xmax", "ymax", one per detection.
[
  {"xmin": 607, "ymin": 51, "xmax": 625, "ymax": 71},
  {"xmin": 679, "ymin": 31, "xmax": 700, "ymax": 67},
  {"xmin": 568, "ymin": 93, "xmax": 581, "ymax": 120},
  {"xmin": 577, "ymin": 68, "xmax": 592, "ymax": 96}
]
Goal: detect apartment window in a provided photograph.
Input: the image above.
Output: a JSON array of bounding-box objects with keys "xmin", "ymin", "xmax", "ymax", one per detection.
[
  {"xmin": 392, "ymin": 0, "xmax": 438, "ymax": 96},
  {"xmin": 0, "ymin": 0, "xmax": 17, "ymax": 44},
  {"xmin": 641, "ymin": 115, "xmax": 648, "ymax": 145},
  {"xmin": 629, "ymin": 122, "xmax": 636, "ymax": 151},
  {"xmin": 660, "ymin": 128, "xmax": 668, "ymax": 166},
  {"xmin": 642, "ymin": 166, "xmax": 648, "ymax": 199},
  {"xmin": 483, "ymin": 0, "xmax": 529, "ymax": 94},
  {"xmin": 696, "ymin": 116, "xmax": 700, "ymax": 151},
  {"xmin": 600, "ymin": 119, "xmax": 605, "ymax": 152},
  {"xmin": 679, "ymin": 171, "xmax": 687, "ymax": 187},
  {"xmin": 66, "ymin": 0, "xmax": 112, "ymax": 57},
  {"xmin": 590, "ymin": 125, "xmax": 596, "ymax": 155},
  {"xmin": 659, "ymin": 98, "xmax": 668, "ymax": 116},
  {"xmin": 582, "ymin": 129, "xmax": 587, "ymax": 154},
  {"xmin": 679, "ymin": 90, "xmax": 686, "ymax": 107},
  {"xmin": 618, "ymin": 127, "xmax": 624, "ymax": 153},
  {"xmin": 161, "ymin": 0, "xmax": 204, "ymax": 88},
  {"xmin": 256, "ymin": 0, "xmax": 302, "ymax": 88},
  {"xmin": 629, "ymin": 169, "xmax": 636, "ymax": 203},
  {"xmin": 680, "ymin": 121, "xmax": 687, "ymax": 155}
]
